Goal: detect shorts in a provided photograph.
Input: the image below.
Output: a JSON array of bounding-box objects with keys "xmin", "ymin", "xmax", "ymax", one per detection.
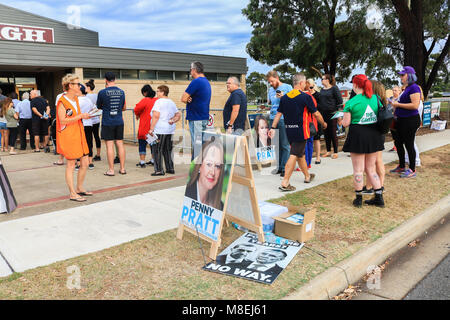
[
  {"xmin": 0, "ymin": 122, "xmax": 6, "ymax": 130},
  {"xmin": 32, "ymin": 119, "xmax": 49, "ymax": 137},
  {"xmin": 101, "ymin": 124, "xmax": 124, "ymax": 141},
  {"xmin": 290, "ymin": 140, "xmax": 306, "ymax": 157}
]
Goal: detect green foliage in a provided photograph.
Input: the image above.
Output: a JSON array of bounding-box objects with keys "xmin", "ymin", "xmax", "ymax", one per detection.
[{"xmin": 246, "ymin": 71, "xmax": 267, "ymax": 103}]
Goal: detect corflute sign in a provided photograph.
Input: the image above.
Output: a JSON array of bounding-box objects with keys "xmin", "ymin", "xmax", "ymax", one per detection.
[{"xmin": 0, "ymin": 23, "xmax": 54, "ymax": 43}]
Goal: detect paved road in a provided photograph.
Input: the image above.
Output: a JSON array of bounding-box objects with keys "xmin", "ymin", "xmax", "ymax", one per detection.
[
  {"xmin": 404, "ymin": 254, "xmax": 449, "ymax": 300},
  {"xmin": 351, "ymin": 216, "xmax": 449, "ymax": 300}
]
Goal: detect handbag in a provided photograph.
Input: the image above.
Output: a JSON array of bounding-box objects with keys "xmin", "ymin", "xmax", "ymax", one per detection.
[{"xmin": 376, "ymin": 95, "xmax": 394, "ymax": 134}]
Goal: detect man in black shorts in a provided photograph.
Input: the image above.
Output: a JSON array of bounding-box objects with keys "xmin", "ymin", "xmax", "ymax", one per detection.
[
  {"xmin": 269, "ymin": 73, "xmax": 327, "ymax": 192},
  {"xmin": 30, "ymin": 90, "xmax": 50, "ymax": 153},
  {"xmin": 96, "ymin": 72, "xmax": 126, "ymax": 175}
]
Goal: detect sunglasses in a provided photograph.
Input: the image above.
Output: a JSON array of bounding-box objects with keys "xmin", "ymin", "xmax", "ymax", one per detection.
[
  {"xmin": 70, "ymin": 83, "xmax": 82, "ymax": 87},
  {"xmin": 310, "ymin": 86, "xmax": 314, "ymax": 89}
]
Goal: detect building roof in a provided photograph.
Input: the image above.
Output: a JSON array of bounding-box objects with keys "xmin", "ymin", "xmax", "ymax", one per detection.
[{"xmin": 0, "ymin": 40, "xmax": 247, "ymax": 74}]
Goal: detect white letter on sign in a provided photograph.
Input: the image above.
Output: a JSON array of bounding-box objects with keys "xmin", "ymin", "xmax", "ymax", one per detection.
[
  {"xmin": 1, "ymin": 27, "xmax": 22, "ymax": 41},
  {"xmin": 23, "ymin": 29, "xmax": 46, "ymax": 42}
]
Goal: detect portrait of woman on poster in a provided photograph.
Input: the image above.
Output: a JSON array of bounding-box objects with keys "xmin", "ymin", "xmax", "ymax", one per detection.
[
  {"xmin": 185, "ymin": 136, "xmax": 225, "ymax": 211},
  {"xmin": 254, "ymin": 115, "xmax": 271, "ymax": 148}
]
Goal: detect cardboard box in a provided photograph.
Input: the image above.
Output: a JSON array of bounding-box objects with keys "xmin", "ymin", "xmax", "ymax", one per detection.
[
  {"xmin": 273, "ymin": 208, "xmax": 316, "ymax": 243},
  {"xmin": 258, "ymin": 201, "xmax": 289, "ymax": 232}
]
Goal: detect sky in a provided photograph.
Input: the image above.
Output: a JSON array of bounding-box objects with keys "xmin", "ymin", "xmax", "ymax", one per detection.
[{"xmin": 0, "ymin": 0, "xmax": 272, "ymax": 75}]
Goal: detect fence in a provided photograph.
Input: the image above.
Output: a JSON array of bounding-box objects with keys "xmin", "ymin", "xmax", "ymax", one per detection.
[{"xmin": 123, "ymin": 107, "xmax": 268, "ymax": 152}]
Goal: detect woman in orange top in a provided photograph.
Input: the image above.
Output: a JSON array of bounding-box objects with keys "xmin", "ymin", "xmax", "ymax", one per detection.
[{"xmin": 56, "ymin": 74, "xmax": 92, "ymax": 202}]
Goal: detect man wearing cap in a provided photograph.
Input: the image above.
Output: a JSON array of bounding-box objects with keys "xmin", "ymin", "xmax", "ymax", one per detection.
[
  {"xmin": 181, "ymin": 62, "xmax": 211, "ymax": 161},
  {"xmin": 390, "ymin": 66, "xmax": 421, "ymax": 178},
  {"xmin": 96, "ymin": 72, "xmax": 127, "ymax": 176}
]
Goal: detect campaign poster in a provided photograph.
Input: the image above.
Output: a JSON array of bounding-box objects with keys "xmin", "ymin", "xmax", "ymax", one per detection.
[
  {"xmin": 431, "ymin": 102, "xmax": 441, "ymax": 119},
  {"xmin": 422, "ymin": 102, "xmax": 431, "ymax": 126},
  {"xmin": 181, "ymin": 133, "xmax": 234, "ymax": 241},
  {"xmin": 203, "ymin": 232, "xmax": 303, "ymax": 285},
  {"xmin": 255, "ymin": 145, "xmax": 276, "ymax": 162}
]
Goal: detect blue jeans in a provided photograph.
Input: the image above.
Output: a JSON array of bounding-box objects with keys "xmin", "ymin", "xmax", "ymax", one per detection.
[
  {"xmin": 189, "ymin": 120, "xmax": 208, "ymax": 160},
  {"xmin": 271, "ymin": 118, "xmax": 290, "ymax": 172},
  {"xmin": 138, "ymin": 139, "xmax": 148, "ymax": 155}
]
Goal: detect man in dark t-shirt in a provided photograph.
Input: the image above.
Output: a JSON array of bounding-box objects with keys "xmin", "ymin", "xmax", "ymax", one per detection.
[
  {"xmin": 223, "ymin": 76, "xmax": 247, "ymax": 135},
  {"xmin": 269, "ymin": 73, "xmax": 327, "ymax": 192},
  {"xmin": 96, "ymin": 72, "xmax": 127, "ymax": 175},
  {"xmin": 30, "ymin": 90, "xmax": 50, "ymax": 152}
]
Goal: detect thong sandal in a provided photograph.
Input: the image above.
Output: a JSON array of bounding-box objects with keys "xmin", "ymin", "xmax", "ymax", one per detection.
[
  {"xmin": 104, "ymin": 172, "xmax": 115, "ymax": 176},
  {"xmin": 279, "ymin": 184, "xmax": 296, "ymax": 192},
  {"xmin": 53, "ymin": 161, "xmax": 64, "ymax": 166},
  {"xmin": 119, "ymin": 170, "xmax": 127, "ymax": 175},
  {"xmin": 77, "ymin": 191, "xmax": 93, "ymax": 196},
  {"xmin": 304, "ymin": 173, "xmax": 316, "ymax": 183},
  {"xmin": 70, "ymin": 197, "xmax": 86, "ymax": 202}
]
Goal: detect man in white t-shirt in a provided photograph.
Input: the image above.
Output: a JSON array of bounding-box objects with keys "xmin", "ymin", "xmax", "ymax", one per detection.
[{"xmin": 149, "ymin": 85, "xmax": 181, "ymax": 176}]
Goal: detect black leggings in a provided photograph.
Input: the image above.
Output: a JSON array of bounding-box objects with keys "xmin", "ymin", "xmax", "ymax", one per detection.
[
  {"xmin": 92, "ymin": 123, "xmax": 101, "ymax": 149},
  {"xmin": 84, "ymin": 126, "xmax": 93, "ymax": 157},
  {"xmin": 323, "ymin": 111, "xmax": 338, "ymax": 153},
  {"xmin": 8, "ymin": 127, "xmax": 18, "ymax": 147},
  {"xmin": 394, "ymin": 115, "xmax": 420, "ymax": 171}
]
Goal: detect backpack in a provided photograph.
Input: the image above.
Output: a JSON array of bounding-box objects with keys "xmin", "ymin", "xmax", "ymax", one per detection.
[{"xmin": 376, "ymin": 95, "xmax": 394, "ymax": 134}]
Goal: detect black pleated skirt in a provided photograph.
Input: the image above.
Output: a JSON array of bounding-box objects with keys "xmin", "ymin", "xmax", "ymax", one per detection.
[{"xmin": 343, "ymin": 124, "xmax": 385, "ymax": 154}]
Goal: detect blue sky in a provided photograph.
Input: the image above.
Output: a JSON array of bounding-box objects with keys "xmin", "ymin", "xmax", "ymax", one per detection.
[{"xmin": 0, "ymin": 0, "xmax": 272, "ymax": 75}]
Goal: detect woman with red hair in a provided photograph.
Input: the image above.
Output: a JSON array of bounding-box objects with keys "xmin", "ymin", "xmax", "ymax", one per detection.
[{"xmin": 342, "ymin": 74, "xmax": 385, "ymax": 208}]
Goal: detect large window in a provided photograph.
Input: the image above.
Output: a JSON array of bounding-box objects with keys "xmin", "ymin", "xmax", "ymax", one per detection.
[
  {"xmin": 139, "ymin": 70, "xmax": 157, "ymax": 80},
  {"xmin": 174, "ymin": 71, "xmax": 189, "ymax": 81},
  {"xmin": 205, "ymin": 73, "xmax": 218, "ymax": 81},
  {"xmin": 100, "ymin": 69, "xmax": 120, "ymax": 79},
  {"xmin": 83, "ymin": 68, "xmax": 100, "ymax": 79},
  {"xmin": 157, "ymin": 71, "xmax": 174, "ymax": 80},
  {"xmin": 121, "ymin": 69, "xmax": 139, "ymax": 79}
]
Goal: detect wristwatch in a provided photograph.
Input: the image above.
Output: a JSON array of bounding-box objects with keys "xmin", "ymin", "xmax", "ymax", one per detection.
[{"xmin": 225, "ymin": 121, "xmax": 234, "ymax": 130}]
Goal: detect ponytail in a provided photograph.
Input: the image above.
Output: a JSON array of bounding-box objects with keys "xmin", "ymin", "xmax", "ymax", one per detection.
[{"xmin": 353, "ymin": 74, "xmax": 373, "ymax": 98}]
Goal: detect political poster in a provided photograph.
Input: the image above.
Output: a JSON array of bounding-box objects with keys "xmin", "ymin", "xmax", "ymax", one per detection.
[
  {"xmin": 255, "ymin": 146, "xmax": 276, "ymax": 162},
  {"xmin": 422, "ymin": 102, "xmax": 431, "ymax": 126},
  {"xmin": 181, "ymin": 133, "xmax": 234, "ymax": 242},
  {"xmin": 203, "ymin": 232, "xmax": 303, "ymax": 285},
  {"xmin": 431, "ymin": 102, "xmax": 441, "ymax": 119}
]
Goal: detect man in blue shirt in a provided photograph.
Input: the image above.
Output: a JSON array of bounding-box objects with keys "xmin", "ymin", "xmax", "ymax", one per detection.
[
  {"xmin": 269, "ymin": 73, "xmax": 327, "ymax": 192},
  {"xmin": 223, "ymin": 76, "xmax": 247, "ymax": 135},
  {"xmin": 267, "ymin": 70, "xmax": 293, "ymax": 177},
  {"xmin": 181, "ymin": 61, "xmax": 211, "ymax": 161},
  {"xmin": 15, "ymin": 92, "xmax": 36, "ymax": 150},
  {"xmin": 97, "ymin": 72, "xmax": 127, "ymax": 176}
]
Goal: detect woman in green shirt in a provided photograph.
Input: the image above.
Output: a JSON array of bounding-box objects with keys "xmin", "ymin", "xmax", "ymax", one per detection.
[{"xmin": 342, "ymin": 74, "xmax": 384, "ymax": 208}]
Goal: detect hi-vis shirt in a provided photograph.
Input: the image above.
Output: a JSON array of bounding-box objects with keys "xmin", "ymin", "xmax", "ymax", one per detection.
[{"xmin": 343, "ymin": 94, "xmax": 379, "ymax": 125}]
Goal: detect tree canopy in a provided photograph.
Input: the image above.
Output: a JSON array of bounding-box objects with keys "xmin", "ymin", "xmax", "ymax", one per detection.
[{"xmin": 243, "ymin": 0, "xmax": 449, "ymax": 97}]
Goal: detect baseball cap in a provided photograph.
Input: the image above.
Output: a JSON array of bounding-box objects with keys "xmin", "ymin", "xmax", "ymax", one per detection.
[
  {"xmin": 104, "ymin": 71, "xmax": 116, "ymax": 82},
  {"xmin": 398, "ymin": 66, "xmax": 416, "ymax": 75}
]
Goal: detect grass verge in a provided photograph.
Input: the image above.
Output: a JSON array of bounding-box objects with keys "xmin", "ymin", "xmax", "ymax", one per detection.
[{"xmin": 0, "ymin": 145, "xmax": 449, "ymax": 300}]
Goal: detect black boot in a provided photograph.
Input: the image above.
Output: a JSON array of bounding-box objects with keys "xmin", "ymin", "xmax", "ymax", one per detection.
[
  {"xmin": 364, "ymin": 189, "xmax": 385, "ymax": 208},
  {"xmin": 353, "ymin": 190, "xmax": 363, "ymax": 208}
]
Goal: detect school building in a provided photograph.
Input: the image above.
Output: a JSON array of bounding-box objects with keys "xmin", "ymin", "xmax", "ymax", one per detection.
[{"xmin": 0, "ymin": 3, "xmax": 247, "ymax": 136}]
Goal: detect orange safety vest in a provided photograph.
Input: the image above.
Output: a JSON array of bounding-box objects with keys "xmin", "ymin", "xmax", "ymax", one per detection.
[{"xmin": 56, "ymin": 95, "xmax": 89, "ymax": 160}]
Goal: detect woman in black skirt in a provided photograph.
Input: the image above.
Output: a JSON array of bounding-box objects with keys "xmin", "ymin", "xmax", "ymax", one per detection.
[{"xmin": 342, "ymin": 74, "xmax": 384, "ymax": 208}]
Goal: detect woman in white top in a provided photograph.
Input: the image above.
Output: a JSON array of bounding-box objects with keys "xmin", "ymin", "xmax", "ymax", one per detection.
[
  {"xmin": 85, "ymin": 79, "xmax": 102, "ymax": 161},
  {"xmin": 0, "ymin": 98, "xmax": 9, "ymax": 152},
  {"xmin": 79, "ymin": 84, "xmax": 95, "ymax": 169},
  {"xmin": 149, "ymin": 85, "xmax": 181, "ymax": 176}
]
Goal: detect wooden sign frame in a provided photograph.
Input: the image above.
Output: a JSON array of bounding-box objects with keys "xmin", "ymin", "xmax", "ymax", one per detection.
[{"xmin": 177, "ymin": 135, "xmax": 265, "ymax": 260}]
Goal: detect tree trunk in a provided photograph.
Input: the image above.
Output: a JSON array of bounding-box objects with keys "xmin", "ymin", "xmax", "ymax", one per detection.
[
  {"xmin": 424, "ymin": 35, "xmax": 450, "ymax": 99},
  {"xmin": 392, "ymin": 0, "xmax": 425, "ymax": 87}
]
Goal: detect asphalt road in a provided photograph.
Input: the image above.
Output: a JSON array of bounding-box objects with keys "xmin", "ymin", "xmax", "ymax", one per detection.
[{"xmin": 404, "ymin": 254, "xmax": 449, "ymax": 300}]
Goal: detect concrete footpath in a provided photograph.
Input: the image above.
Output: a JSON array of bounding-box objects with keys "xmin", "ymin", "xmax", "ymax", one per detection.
[{"xmin": 0, "ymin": 130, "xmax": 449, "ymax": 282}]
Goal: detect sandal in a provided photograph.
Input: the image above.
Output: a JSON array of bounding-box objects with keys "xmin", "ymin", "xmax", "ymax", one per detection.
[
  {"xmin": 315, "ymin": 160, "xmax": 321, "ymax": 164},
  {"xmin": 323, "ymin": 152, "xmax": 331, "ymax": 158},
  {"xmin": 279, "ymin": 184, "xmax": 296, "ymax": 192},
  {"xmin": 77, "ymin": 191, "xmax": 93, "ymax": 196},
  {"xmin": 304, "ymin": 173, "xmax": 316, "ymax": 183},
  {"xmin": 70, "ymin": 197, "xmax": 86, "ymax": 202},
  {"xmin": 104, "ymin": 172, "xmax": 115, "ymax": 176},
  {"xmin": 119, "ymin": 170, "xmax": 127, "ymax": 175},
  {"xmin": 53, "ymin": 161, "xmax": 64, "ymax": 166},
  {"xmin": 331, "ymin": 154, "xmax": 338, "ymax": 159}
]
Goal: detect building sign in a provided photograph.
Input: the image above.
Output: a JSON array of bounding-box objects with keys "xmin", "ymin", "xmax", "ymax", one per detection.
[{"xmin": 0, "ymin": 23, "xmax": 54, "ymax": 43}]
